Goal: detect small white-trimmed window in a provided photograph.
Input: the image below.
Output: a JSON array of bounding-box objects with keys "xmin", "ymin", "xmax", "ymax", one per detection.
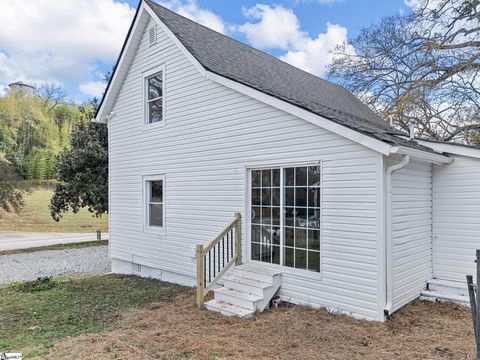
[
  {"xmin": 144, "ymin": 176, "xmax": 164, "ymax": 229},
  {"xmin": 144, "ymin": 65, "xmax": 165, "ymax": 125}
]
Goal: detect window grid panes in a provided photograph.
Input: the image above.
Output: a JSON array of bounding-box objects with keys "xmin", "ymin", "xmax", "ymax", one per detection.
[
  {"xmin": 148, "ymin": 180, "xmax": 163, "ymax": 227},
  {"xmin": 147, "ymin": 72, "xmax": 163, "ymax": 123},
  {"xmin": 251, "ymin": 169, "xmax": 281, "ymax": 265},
  {"xmin": 250, "ymin": 166, "xmax": 321, "ymax": 272},
  {"xmin": 283, "ymin": 166, "xmax": 321, "ymax": 272}
]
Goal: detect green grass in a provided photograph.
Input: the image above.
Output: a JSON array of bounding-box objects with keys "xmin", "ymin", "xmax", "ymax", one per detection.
[
  {"xmin": 0, "ymin": 275, "xmax": 185, "ymax": 358},
  {"xmin": 0, "ymin": 240, "xmax": 108, "ymax": 256},
  {"xmin": 0, "ymin": 188, "xmax": 108, "ymax": 232}
]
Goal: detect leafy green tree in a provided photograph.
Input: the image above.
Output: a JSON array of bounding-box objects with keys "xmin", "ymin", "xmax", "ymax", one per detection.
[
  {"xmin": 0, "ymin": 157, "xmax": 30, "ymax": 214},
  {"xmin": 50, "ymin": 120, "xmax": 108, "ymax": 221}
]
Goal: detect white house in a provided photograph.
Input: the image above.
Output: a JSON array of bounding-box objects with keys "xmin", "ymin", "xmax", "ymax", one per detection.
[{"xmin": 94, "ymin": 0, "xmax": 480, "ymax": 321}]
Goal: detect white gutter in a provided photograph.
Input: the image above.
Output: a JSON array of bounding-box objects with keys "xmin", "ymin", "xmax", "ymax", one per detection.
[
  {"xmin": 384, "ymin": 154, "xmax": 410, "ymax": 317},
  {"xmin": 414, "ymin": 139, "xmax": 480, "ymax": 160},
  {"xmin": 393, "ymin": 145, "xmax": 452, "ymax": 165}
]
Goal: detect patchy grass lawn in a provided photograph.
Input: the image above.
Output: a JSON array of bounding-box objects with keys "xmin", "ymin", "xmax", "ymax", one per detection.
[
  {"xmin": 0, "ymin": 188, "xmax": 108, "ymax": 232},
  {"xmin": 30, "ymin": 289, "xmax": 477, "ymax": 359},
  {"xmin": 0, "ymin": 275, "xmax": 185, "ymax": 358},
  {"xmin": 0, "ymin": 240, "xmax": 108, "ymax": 256}
]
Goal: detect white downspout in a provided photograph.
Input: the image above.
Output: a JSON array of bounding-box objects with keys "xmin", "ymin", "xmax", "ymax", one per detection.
[{"xmin": 384, "ymin": 154, "xmax": 410, "ymax": 317}]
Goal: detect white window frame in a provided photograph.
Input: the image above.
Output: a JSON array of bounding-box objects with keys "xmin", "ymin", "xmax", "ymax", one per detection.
[
  {"xmin": 245, "ymin": 161, "xmax": 323, "ymax": 280},
  {"xmin": 143, "ymin": 64, "xmax": 166, "ymax": 128},
  {"xmin": 143, "ymin": 174, "xmax": 165, "ymax": 233}
]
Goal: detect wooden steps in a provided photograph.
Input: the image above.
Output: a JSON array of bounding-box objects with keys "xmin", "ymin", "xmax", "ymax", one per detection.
[{"xmin": 204, "ymin": 263, "xmax": 281, "ymax": 318}]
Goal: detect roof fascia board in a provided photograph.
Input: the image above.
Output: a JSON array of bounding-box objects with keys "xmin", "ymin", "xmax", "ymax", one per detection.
[
  {"xmin": 393, "ymin": 145, "xmax": 453, "ymax": 165},
  {"xmin": 144, "ymin": 2, "xmax": 206, "ymax": 78},
  {"xmin": 206, "ymin": 70, "xmax": 393, "ymax": 155},
  {"xmin": 95, "ymin": 1, "xmax": 148, "ymax": 123},
  {"xmin": 415, "ymin": 139, "xmax": 480, "ymax": 159}
]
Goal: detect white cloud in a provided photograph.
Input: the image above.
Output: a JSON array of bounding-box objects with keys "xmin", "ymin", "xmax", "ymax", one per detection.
[
  {"xmin": 79, "ymin": 81, "xmax": 106, "ymax": 98},
  {"xmin": 238, "ymin": 4, "xmax": 351, "ymax": 76},
  {"xmin": 0, "ymin": 0, "xmax": 350, "ymax": 99},
  {"xmin": 0, "ymin": 84, "xmax": 8, "ymax": 97},
  {"xmin": 404, "ymin": 0, "xmax": 430, "ymax": 9},
  {"xmin": 238, "ymin": 5, "xmax": 304, "ymax": 50},
  {"xmin": 159, "ymin": 0, "xmax": 226, "ymax": 33},
  {"xmin": 0, "ymin": 0, "xmax": 135, "ymax": 88},
  {"xmin": 280, "ymin": 23, "xmax": 353, "ymax": 76}
]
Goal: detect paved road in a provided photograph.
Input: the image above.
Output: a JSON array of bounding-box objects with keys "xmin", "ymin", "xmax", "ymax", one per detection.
[
  {"xmin": 0, "ymin": 246, "xmax": 110, "ymax": 284},
  {"xmin": 0, "ymin": 232, "xmax": 109, "ymax": 251}
]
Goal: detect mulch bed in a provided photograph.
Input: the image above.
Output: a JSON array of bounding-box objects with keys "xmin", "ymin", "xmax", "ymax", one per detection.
[{"xmin": 41, "ymin": 290, "xmax": 475, "ymax": 359}]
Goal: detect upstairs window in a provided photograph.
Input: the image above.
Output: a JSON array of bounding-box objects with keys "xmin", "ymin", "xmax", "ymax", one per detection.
[{"xmin": 146, "ymin": 72, "xmax": 163, "ymax": 124}]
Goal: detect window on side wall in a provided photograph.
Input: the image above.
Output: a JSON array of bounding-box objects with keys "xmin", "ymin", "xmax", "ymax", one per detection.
[
  {"xmin": 144, "ymin": 66, "xmax": 165, "ymax": 125},
  {"xmin": 145, "ymin": 177, "xmax": 164, "ymax": 229}
]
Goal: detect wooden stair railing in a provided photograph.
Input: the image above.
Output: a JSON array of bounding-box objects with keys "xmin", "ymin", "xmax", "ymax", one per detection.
[{"xmin": 196, "ymin": 213, "xmax": 242, "ymax": 308}]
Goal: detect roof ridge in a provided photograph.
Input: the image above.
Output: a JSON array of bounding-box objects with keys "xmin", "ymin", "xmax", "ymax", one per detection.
[
  {"xmin": 145, "ymin": 0, "xmax": 356, "ymax": 96},
  {"xmin": 141, "ymin": 0, "xmax": 437, "ymax": 154}
]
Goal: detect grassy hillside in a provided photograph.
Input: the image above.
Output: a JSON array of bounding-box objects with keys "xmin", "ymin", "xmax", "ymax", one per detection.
[{"xmin": 0, "ymin": 188, "xmax": 108, "ymax": 232}]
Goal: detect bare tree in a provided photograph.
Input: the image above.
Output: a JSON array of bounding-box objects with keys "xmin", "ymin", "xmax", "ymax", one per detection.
[
  {"xmin": 408, "ymin": 0, "xmax": 480, "ymax": 88},
  {"xmin": 329, "ymin": 0, "xmax": 480, "ymax": 143},
  {"xmin": 34, "ymin": 83, "xmax": 67, "ymax": 112}
]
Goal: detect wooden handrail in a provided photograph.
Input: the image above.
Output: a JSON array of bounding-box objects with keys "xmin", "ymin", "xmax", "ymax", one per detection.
[{"xmin": 196, "ymin": 212, "xmax": 241, "ymax": 308}]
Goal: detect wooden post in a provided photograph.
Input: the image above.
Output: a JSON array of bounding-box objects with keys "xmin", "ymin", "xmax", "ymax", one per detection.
[
  {"xmin": 235, "ymin": 212, "xmax": 242, "ymax": 266},
  {"xmin": 476, "ymin": 250, "xmax": 480, "ymax": 360},
  {"xmin": 467, "ymin": 275, "xmax": 477, "ymax": 339},
  {"xmin": 196, "ymin": 244, "xmax": 205, "ymax": 308}
]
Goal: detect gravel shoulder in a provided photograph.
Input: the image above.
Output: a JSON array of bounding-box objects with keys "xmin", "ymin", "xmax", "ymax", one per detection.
[{"xmin": 0, "ymin": 246, "xmax": 110, "ymax": 284}]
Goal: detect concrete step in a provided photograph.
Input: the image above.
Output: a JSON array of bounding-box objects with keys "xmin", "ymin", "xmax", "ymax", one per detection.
[
  {"xmin": 223, "ymin": 274, "xmax": 273, "ymax": 296},
  {"xmin": 213, "ymin": 287, "xmax": 263, "ymax": 310},
  {"xmin": 420, "ymin": 289, "xmax": 470, "ymax": 307},
  {"xmin": 204, "ymin": 299, "xmax": 254, "ymax": 318}
]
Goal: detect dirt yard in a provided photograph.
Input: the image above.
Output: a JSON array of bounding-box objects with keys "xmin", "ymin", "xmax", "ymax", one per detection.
[{"xmin": 39, "ymin": 290, "xmax": 475, "ymax": 360}]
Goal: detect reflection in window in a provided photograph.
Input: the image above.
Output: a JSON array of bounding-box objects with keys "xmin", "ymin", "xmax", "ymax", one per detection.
[
  {"xmin": 148, "ymin": 180, "xmax": 163, "ymax": 227},
  {"xmin": 251, "ymin": 169, "xmax": 281, "ymax": 265},
  {"xmin": 251, "ymin": 166, "xmax": 321, "ymax": 272},
  {"xmin": 283, "ymin": 166, "xmax": 320, "ymax": 272},
  {"xmin": 146, "ymin": 72, "xmax": 163, "ymax": 123}
]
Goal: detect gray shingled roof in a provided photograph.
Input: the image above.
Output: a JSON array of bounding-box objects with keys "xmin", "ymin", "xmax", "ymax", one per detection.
[{"xmin": 145, "ymin": 0, "xmax": 438, "ymax": 152}]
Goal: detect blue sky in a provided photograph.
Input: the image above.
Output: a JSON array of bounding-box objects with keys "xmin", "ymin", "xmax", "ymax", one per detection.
[{"xmin": 0, "ymin": 0, "xmax": 409, "ymax": 103}]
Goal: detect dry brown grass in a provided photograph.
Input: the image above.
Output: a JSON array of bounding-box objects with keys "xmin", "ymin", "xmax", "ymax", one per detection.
[{"xmin": 40, "ymin": 290, "xmax": 475, "ymax": 360}]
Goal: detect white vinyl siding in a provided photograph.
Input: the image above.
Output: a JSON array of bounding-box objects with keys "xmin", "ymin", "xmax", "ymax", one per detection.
[
  {"xmin": 109, "ymin": 16, "xmax": 383, "ymax": 320},
  {"xmin": 433, "ymin": 155, "xmax": 480, "ymax": 283},
  {"xmin": 390, "ymin": 159, "xmax": 433, "ymax": 311}
]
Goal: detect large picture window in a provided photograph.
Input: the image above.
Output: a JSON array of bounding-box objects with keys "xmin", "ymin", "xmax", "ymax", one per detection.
[{"xmin": 250, "ymin": 165, "xmax": 321, "ymax": 272}]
